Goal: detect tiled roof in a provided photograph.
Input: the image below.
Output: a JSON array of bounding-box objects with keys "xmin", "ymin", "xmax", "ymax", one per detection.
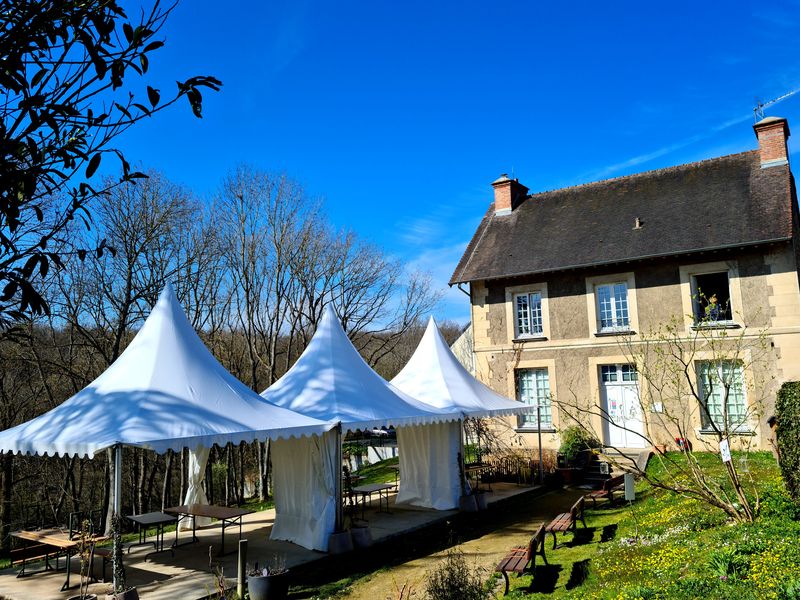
[{"xmin": 450, "ymin": 151, "xmax": 794, "ymax": 284}]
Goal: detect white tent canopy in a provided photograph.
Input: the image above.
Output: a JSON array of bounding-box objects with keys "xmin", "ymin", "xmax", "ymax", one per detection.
[
  {"xmin": 390, "ymin": 317, "xmax": 532, "ymax": 509},
  {"xmin": 392, "ymin": 317, "xmax": 529, "ymax": 418},
  {"xmin": 262, "ymin": 307, "xmax": 461, "ymax": 430},
  {"xmin": 261, "ymin": 306, "xmax": 461, "ymax": 550},
  {"xmin": 0, "ymin": 284, "xmax": 331, "ymax": 457}
]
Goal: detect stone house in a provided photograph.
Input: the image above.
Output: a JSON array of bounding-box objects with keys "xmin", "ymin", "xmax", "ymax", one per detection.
[{"xmin": 449, "ymin": 117, "xmax": 800, "ymax": 452}]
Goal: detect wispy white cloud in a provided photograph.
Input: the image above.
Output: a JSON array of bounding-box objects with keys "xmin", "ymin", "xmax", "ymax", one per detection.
[{"xmin": 581, "ymin": 111, "xmax": 756, "ymax": 182}]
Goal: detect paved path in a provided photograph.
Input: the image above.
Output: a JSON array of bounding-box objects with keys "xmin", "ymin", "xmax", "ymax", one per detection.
[{"xmin": 343, "ymin": 489, "xmax": 585, "ymax": 599}]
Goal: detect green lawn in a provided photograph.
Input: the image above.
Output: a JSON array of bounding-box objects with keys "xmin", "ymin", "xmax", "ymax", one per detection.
[
  {"xmin": 350, "ymin": 456, "xmax": 399, "ymax": 485},
  {"xmin": 503, "ymin": 451, "xmax": 800, "ymax": 599}
]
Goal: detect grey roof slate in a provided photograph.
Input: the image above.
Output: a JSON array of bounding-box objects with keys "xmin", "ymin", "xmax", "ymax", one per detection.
[{"xmin": 450, "ymin": 151, "xmax": 794, "ymax": 284}]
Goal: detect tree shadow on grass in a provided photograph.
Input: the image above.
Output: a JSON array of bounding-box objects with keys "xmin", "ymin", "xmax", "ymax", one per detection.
[
  {"xmin": 565, "ymin": 559, "xmax": 591, "ymax": 590},
  {"xmin": 527, "ymin": 563, "xmax": 563, "ymax": 594},
  {"xmin": 600, "ymin": 523, "xmax": 618, "ymax": 543},
  {"xmin": 567, "ymin": 526, "xmax": 595, "ymax": 547}
]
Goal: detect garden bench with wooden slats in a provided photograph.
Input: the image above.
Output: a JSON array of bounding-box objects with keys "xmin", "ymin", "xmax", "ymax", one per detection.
[
  {"xmin": 586, "ymin": 474, "xmax": 625, "ymax": 507},
  {"xmin": 495, "ymin": 522, "xmax": 547, "ymax": 594},
  {"xmin": 544, "ymin": 496, "xmax": 587, "ymax": 549},
  {"xmin": 11, "ymin": 542, "xmax": 65, "ymax": 577}
]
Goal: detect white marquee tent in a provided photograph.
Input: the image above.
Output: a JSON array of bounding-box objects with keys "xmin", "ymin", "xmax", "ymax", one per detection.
[
  {"xmin": 0, "ymin": 285, "xmax": 331, "ymax": 585},
  {"xmin": 391, "ymin": 317, "xmax": 531, "ymax": 509},
  {"xmin": 261, "ymin": 306, "xmax": 461, "ymax": 550}
]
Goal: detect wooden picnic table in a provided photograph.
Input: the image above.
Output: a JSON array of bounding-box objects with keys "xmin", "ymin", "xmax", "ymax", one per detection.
[
  {"xmin": 11, "ymin": 528, "xmax": 107, "ymax": 591},
  {"xmin": 164, "ymin": 504, "xmax": 252, "ymax": 556}
]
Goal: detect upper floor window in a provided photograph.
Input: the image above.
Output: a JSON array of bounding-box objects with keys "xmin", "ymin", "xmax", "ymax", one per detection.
[
  {"xmin": 696, "ymin": 360, "xmax": 747, "ymax": 431},
  {"xmin": 515, "ymin": 292, "xmax": 543, "ymax": 337},
  {"xmin": 692, "ymin": 272, "xmax": 733, "ymax": 324},
  {"xmin": 516, "ymin": 368, "xmax": 552, "ymax": 428},
  {"xmin": 596, "ymin": 283, "xmax": 630, "ymax": 332}
]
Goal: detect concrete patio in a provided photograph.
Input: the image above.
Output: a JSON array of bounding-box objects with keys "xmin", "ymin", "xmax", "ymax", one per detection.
[{"xmin": 0, "ymin": 482, "xmax": 541, "ymax": 599}]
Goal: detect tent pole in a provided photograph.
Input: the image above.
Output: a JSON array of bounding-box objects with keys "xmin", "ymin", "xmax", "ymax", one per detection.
[
  {"xmin": 334, "ymin": 424, "xmax": 343, "ymax": 532},
  {"xmin": 113, "ymin": 444, "xmax": 122, "ymax": 592}
]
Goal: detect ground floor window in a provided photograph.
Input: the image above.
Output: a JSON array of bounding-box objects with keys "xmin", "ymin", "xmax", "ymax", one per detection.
[
  {"xmin": 516, "ymin": 368, "xmax": 552, "ymax": 428},
  {"xmin": 696, "ymin": 360, "xmax": 747, "ymax": 430}
]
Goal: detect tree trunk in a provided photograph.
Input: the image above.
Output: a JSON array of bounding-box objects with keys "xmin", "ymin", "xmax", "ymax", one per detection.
[
  {"xmin": 144, "ymin": 453, "xmax": 159, "ymax": 514},
  {"xmin": 238, "ymin": 442, "xmax": 245, "ymax": 504},
  {"xmin": 258, "ymin": 440, "xmax": 270, "ymax": 502},
  {"xmin": 179, "ymin": 448, "xmax": 186, "ymax": 505},
  {"xmin": 224, "ymin": 444, "xmax": 231, "ymax": 506},
  {"xmin": 162, "ymin": 450, "xmax": 173, "ymax": 511},
  {"xmin": 137, "ymin": 449, "xmax": 146, "ymax": 515}
]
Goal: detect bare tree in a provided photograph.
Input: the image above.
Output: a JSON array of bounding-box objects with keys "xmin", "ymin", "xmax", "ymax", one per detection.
[{"xmin": 555, "ymin": 312, "xmax": 774, "ymax": 523}]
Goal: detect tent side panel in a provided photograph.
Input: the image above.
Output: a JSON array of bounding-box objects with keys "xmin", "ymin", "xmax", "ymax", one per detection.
[
  {"xmin": 396, "ymin": 421, "xmax": 461, "ymax": 510},
  {"xmin": 270, "ymin": 432, "xmax": 337, "ymax": 551}
]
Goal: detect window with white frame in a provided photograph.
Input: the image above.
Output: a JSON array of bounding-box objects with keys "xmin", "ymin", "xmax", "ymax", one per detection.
[
  {"xmin": 516, "ymin": 368, "xmax": 552, "ymax": 428},
  {"xmin": 595, "ymin": 282, "xmax": 630, "ymax": 332},
  {"xmin": 691, "ymin": 272, "xmax": 733, "ymax": 324},
  {"xmin": 514, "ymin": 291, "xmax": 543, "ymax": 337},
  {"xmin": 696, "ymin": 361, "xmax": 747, "ymax": 430}
]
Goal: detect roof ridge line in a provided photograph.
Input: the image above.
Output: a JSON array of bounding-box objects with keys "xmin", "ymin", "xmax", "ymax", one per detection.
[{"xmin": 528, "ymin": 150, "xmax": 758, "ymax": 199}]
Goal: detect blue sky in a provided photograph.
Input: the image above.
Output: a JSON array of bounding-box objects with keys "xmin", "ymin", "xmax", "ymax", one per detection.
[{"xmin": 116, "ymin": 1, "xmax": 800, "ymax": 323}]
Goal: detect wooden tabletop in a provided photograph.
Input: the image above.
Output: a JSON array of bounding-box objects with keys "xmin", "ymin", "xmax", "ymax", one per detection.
[
  {"xmin": 164, "ymin": 504, "xmax": 253, "ymax": 520},
  {"xmin": 11, "ymin": 529, "xmax": 107, "ymax": 549}
]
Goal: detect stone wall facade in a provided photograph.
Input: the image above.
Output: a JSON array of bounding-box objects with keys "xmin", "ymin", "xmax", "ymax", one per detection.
[{"xmin": 469, "ymin": 243, "xmax": 800, "ymax": 452}]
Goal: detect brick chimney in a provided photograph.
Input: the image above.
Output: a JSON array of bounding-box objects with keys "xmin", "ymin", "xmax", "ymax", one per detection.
[
  {"xmin": 491, "ymin": 174, "xmax": 529, "ymax": 216},
  {"xmin": 753, "ymin": 116, "xmax": 790, "ymax": 168}
]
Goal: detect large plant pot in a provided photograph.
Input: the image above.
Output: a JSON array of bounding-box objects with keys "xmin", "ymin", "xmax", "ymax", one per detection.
[
  {"xmin": 248, "ymin": 572, "xmax": 289, "ymax": 600},
  {"xmin": 328, "ymin": 530, "xmax": 354, "ymax": 554},
  {"xmin": 556, "ymin": 467, "xmax": 583, "ymax": 485},
  {"xmin": 459, "ymin": 494, "xmax": 478, "ymax": 512},
  {"xmin": 350, "ymin": 525, "xmax": 373, "ymax": 548},
  {"xmin": 106, "ymin": 589, "xmax": 139, "ymax": 600}
]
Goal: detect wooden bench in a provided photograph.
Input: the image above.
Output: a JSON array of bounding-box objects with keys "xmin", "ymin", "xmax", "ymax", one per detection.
[
  {"xmin": 586, "ymin": 474, "xmax": 625, "ymax": 507},
  {"xmin": 545, "ymin": 496, "xmax": 586, "ymax": 549},
  {"xmin": 495, "ymin": 523, "xmax": 547, "ymax": 594},
  {"xmin": 11, "ymin": 543, "xmax": 65, "ymax": 577}
]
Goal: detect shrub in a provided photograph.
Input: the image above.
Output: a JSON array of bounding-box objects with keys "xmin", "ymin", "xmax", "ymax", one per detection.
[
  {"xmin": 776, "ymin": 382, "xmax": 800, "ymax": 503},
  {"xmin": 780, "ymin": 578, "xmax": 800, "ymax": 600},
  {"xmin": 424, "ymin": 548, "xmax": 490, "ymax": 600},
  {"xmin": 558, "ymin": 426, "xmax": 600, "ymax": 463}
]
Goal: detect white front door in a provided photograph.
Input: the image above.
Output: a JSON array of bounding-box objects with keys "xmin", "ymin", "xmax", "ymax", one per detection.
[{"xmin": 600, "ymin": 364, "xmax": 645, "ymax": 448}]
